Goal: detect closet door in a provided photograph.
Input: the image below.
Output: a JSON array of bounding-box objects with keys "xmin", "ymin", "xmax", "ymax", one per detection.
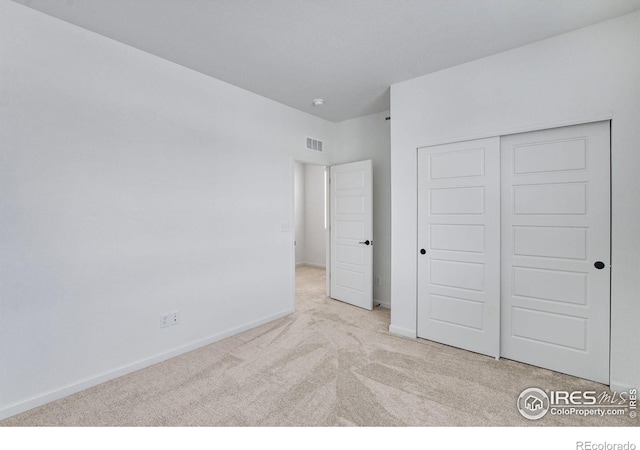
[
  {"xmin": 500, "ymin": 121, "xmax": 610, "ymax": 384},
  {"xmin": 417, "ymin": 138, "xmax": 500, "ymax": 358}
]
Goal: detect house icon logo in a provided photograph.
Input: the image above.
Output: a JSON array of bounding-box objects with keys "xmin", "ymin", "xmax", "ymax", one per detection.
[
  {"xmin": 517, "ymin": 388, "xmax": 550, "ymax": 420},
  {"xmin": 525, "ymin": 395, "xmax": 543, "ymax": 411}
]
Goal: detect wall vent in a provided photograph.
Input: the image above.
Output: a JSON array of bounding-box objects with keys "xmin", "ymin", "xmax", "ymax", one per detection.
[{"xmin": 306, "ymin": 137, "xmax": 323, "ymax": 152}]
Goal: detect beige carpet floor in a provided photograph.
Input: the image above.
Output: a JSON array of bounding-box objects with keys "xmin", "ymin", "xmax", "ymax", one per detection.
[{"xmin": 1, "ymin": 265, "xmax": 635, "ymax": 426}]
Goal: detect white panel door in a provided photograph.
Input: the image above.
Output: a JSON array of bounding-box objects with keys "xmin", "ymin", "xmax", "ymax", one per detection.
[
  {"xmin": 417, "ymin": 138, "xmax": 500, "ymax": 357},
  {"xmin": 501, "ymin": 121, "xmax": 610, "ymax": 384},
  {"xmin": 330, "ymin": 160, "xmax": 373, "ymax": 310}
]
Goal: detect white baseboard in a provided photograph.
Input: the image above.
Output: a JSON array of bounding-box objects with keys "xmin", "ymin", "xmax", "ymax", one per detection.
[
  {"xmin": 0, "ymin": 307, "xmax": 294, "ymax": 421},
  {"xmin": 375, "ymin": 299, "xmax": 391, "ymax": 309},
  {"xmin": 389, "ymin": 324, "xmax": 417, "ymax": 339},
  {"xmin": 297, "ymin": 262, "xmax": 326, "ymax": 269},
  {"xmin": 609, "ymin": 381, "xmax": 637, "ymax": 393}
]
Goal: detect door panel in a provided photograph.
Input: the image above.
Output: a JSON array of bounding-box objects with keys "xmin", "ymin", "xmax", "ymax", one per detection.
[
  {"xmin": 330, "ymin": 160, "xmax": 373, "ymax": 310},
  {"xmin": 501, "ymin": 121, "xmax": 610, "ymax": 384},
  {"xmin": 417, "ymin": 137, "xmax": 501, "ymax": 358}
]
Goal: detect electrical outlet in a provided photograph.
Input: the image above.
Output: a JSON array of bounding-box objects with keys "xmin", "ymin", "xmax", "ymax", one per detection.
[{"xmin": 160, "ymin": 311, "xmax": 180, "ymax": 328}]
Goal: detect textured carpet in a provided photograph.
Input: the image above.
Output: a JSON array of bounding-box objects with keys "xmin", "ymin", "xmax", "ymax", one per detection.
[{"xmin": 1, "ymin": 265, "xmax": 635, "ymax": 426}]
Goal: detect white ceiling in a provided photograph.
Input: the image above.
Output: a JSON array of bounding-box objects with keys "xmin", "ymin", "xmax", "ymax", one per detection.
[{"xmin": 13, "ymin": 0, "xmax": 640, "ymax": 122}]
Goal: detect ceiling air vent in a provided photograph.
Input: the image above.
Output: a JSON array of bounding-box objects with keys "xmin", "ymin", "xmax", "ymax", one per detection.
[{"xmin": 306, "ymin": 137, "xmax": 323, "ymax": 152}]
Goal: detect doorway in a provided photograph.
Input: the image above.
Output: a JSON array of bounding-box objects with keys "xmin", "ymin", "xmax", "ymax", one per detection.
[
  {"xmin": 294, "ymin": 161, "xmax": 329, "ymax": 298},
  {"xmin": 292, "ymin": 159, "xmax": 374, "ymax": 311}
]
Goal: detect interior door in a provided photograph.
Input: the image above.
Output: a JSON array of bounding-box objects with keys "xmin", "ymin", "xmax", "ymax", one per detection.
[
  {"xmin": 330, "ymin": 160, "xmax": 373, "ymax": 310},
  {"xmin": 417, "ymin": 138, "xmax": 501, "ymax": 357},
  {"xmin": 500, "ymin": 121, "xmax": 610, "ymax": 384}
]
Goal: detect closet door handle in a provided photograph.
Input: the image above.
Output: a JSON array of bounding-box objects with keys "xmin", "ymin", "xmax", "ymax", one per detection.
[
  {"xmin": 420, "ymin": 249, "xmax": 426, "ymax": 255},
  {"xmin": 594, "ymin": 261, "xmax": 605, "ymax": 270},
  {"xmin": 359, "ymin": 240, "xmax": 370, "ymax": 246}
]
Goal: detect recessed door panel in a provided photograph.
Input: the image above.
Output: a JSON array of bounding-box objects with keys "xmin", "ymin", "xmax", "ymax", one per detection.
[
  {"xmin": 336, "ymin": 221, "xmax": 364, "ymax": 240},
  {"xmin": 513, "ymin": 138, "xmax": 587, "ymax": 174},
  {"xmin": 430, "ymin": 187, "xmax": 485, "ymax": 215},
  {"xmin": 513, "ymin": 183, "xmax": 587, "ymax": 215},
  {"xmin": 430, "ymin": 148, "xmax": 485, "ymax": 179},
  {"xmin": 430, "ymin": 294, "xmax": 484, "ymax": 330},
  {"xmin": 430, "ymin": 224, "xmax": 485, "ymax": 253},
  {"xmin": 337, "ymin": 195, "xmax": 365, "ymax": 215},
  {"xmin": 512, "ymin": 267, "xmax": 588, "ymax": 305},
  {"xmin": 513, "ymin": 226, "xmax": 587, "ymax": 260},
  {"xmin": 336, "ymin": 243, "xmax": 365, "ymax": 264},
  {"xmin": 511, "ymin": 307, "xmax": 587, "ymax": 351},
  {"xmin": 430, "ymin": 260, "xmax": 485, "ymax": 292}
]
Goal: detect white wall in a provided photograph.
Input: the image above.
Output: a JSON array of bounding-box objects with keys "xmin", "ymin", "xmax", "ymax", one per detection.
[
  {"xmin": 302, "ymin": 164, "xmax": 326, "ymax": 267},
  {"xmin": 336, "ymin": 111, "xmax": 391, "ymax": 307},
  {"xmin": 294, "ymin": 162, "xmax": 306, "ymax": 265},
  {"xmin": 0, "ymin": 2, "xmax": 335, "ymax": 419},
  {"xmin": 390, "ymin": 12, "xmax": 640, "ymax": 391}
]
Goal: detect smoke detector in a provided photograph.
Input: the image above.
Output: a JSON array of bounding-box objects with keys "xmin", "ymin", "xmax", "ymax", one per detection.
[{"xmin": 312, "ymin": 98, "xmax": 325, "ymax": 107}]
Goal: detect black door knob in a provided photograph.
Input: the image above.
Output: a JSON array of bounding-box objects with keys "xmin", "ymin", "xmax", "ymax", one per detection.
[
  {"xmin": 594, "ymin": 261, "xmax": 605, "ymax": 270},
  {"xmin": 420, "ymin": 249, "xmax": 426, "ymax": 255},
  {"xmin": 359, "ymin": 240, "xmax": 370, "ymax": 245}
]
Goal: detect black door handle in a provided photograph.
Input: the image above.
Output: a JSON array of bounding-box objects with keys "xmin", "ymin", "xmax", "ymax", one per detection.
[
  {"xmin": 420, "ymin": 249, "xmax": 426, "ymax": 255},
  {"xmin": 594, "ymin": 261, "xmax": 605, "ymax": 270},
  {"xmin": 359, "ymin": 240, "xmax": 370, "ymax": 245}
]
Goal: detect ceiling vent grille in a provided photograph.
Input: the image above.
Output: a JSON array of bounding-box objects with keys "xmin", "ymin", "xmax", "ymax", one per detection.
[{"xmin": 306, "ymin": 137, "xmax": 323, "ymax": 152}]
